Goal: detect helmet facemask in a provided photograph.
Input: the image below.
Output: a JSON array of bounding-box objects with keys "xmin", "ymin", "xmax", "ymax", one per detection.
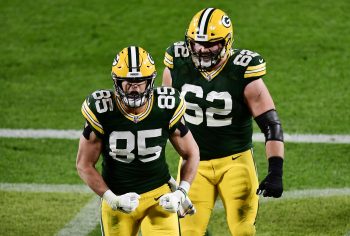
[
  {"xmin": 113, "ymin": 73, "xmax": 156, "ymax": 108},
  {"xmin": 186, "ymin": 38, "xmax": 226, "ymax": 71},
  {"xmin": 185, "ymin": 8, "xmax": 233, "ymax": 72},
  {"xmin": 111, "ymin": 46, "xmax": 157, "ymax": 109}
]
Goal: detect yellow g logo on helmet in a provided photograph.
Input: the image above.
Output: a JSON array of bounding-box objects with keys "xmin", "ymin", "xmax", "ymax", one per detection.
[
  {"xmin": 112, "ymin": 54, "xmax": 119, "ymax": 66},
  {"xmin": 187, "ymin": 8, "xmax": 233, "ymax": 44},
  {"xmin": 221, "ymin": 15, "xmax": 231, "ymax": 28},
  {"xmin": 147, "ymin": 52, "xmax": 155, "ymax": 65}
]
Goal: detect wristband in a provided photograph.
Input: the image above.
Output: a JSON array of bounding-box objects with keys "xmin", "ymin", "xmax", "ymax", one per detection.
[
  {"xmin": 102, "ymin": 189, "xmax": 118, "ymax": 205},
  {"xmin": 268, "ymin": 156, "xmax": 283, "ymax": 176},
  {"xmin": 179, "ymin": 180, "xmax": 190, "ymax": 194},
  {"xmin": 177, "ymin": 187, "xmax": 187, "ymax": 199}
]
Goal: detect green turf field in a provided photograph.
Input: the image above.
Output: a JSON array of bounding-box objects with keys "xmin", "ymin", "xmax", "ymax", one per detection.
[{"xmin": 1, "ymin": 0, "xmax": 349, "ymax": 235}]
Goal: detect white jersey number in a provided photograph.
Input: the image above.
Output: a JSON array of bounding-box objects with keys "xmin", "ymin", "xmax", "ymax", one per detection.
[
  {"xmin": 109, "ymin": 129, "xmax": 162, "ymax": 163},
  {"xmin": 181, "ymin": 84, "xmax": 232, "ymax": 127},
  {"xmin": 174, "ymin": 42, "xmax": 189, "ymax": 58},
  {"xmin": 92, "ymin": 90, "xmax": 113, "ymax": 113},
  {"xmin": 157, "ymin": 87, "xmax": 176, "ymax": 109},
  {"xmin": 233, "ymin": 50, "xmax": 259, "ymax": 67}
]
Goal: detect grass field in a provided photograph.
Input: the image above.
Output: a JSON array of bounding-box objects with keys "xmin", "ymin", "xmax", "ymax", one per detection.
[{"xmin": 1, "ymin": 0, "xmax": 349, "ymax": 235}]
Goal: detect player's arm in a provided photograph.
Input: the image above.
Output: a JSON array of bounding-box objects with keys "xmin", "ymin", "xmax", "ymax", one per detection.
[
  {"xmin": 244, "ymin": 78, "xmax": 285, "ymax": 198},
  {"xmin": 76, "ymin": 122, "xmax": 140, "ymax": 212},
  {"xmin": 162, "ymin": 67, "xmax": 173, "ymax": 86},
  {"xmin": 162, "ymin": 45, "xmax": 175, "ymax": 86},
  {"xmin": 159, "ymin": 121, "xmax": 199, "ymax": 213},
  {"xmin": 169, "ymin": 123, "xmax": 199, "ymax": 186},
  {"xmin": 76, "ymin": 123, "xmax": 107, "ymax": 197},
  {"xmin": 244, "ymin": 78, "xmax": 284, "ymax": 160}
]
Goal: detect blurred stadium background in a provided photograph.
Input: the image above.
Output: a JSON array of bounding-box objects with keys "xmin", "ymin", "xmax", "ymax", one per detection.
[{"xmin": 0, "ymin": 0, "xmax": 349, "ymax": 235}]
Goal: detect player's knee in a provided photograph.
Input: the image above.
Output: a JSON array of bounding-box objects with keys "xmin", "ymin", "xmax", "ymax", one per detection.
[{"xmin": 231, "ymin": 222, "xmax": 256, "ymax": 236}]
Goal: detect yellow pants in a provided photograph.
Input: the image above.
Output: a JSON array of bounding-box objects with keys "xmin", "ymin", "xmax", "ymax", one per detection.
[
  {"xmin": 101, "ymin": 184, "xmax": 179, "ymax": 236},
  {"xmin": 179, "ymin": 149, "xmax": 259, "ymax": 236}
]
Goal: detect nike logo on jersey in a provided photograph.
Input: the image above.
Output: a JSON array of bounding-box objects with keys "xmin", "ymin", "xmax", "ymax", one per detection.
[{"xmin": 232, "ymin": 155, "xmax": 242, "ymax": 160}]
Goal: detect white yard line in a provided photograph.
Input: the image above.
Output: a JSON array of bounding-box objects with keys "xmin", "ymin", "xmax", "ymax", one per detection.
[
  {"xmin": 214, "ymin": 188, "xmax": 350, "ymax": 209},
  {"xmin": 1, "ymin": 128, "xmax": 350, "ymax": 143},
  {"xmin": 1, "ymin": 183, "xmax": 349, "ymax": 236},
  {"xmin": 253, "ymin": 133, "xmax": 350, "ymax": 144},
  {"xmin": 55, "ymin": 196, "xmax": 101, "ymax": 236},
  {"xmin": 0, "ymin": 129, "xmax": 81, "ymax": 140},
  {"xmin": 0, "ymin": 183, "xmax": 92, "ymax": 193},
  {"xmin": 0, "ymin": 183, "xmax": 98, "ymax": 236},
  {"xmin": 1, "ymin": 127, "xmax": 349, "ymax": 236},
  {"xmin": 3, "ymin": 183, "xmax": 349, "ymax": 199}
]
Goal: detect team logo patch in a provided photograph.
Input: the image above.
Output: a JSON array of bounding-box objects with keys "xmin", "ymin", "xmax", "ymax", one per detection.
[{"xmin": 222, "ymin": 15, "xmax": 231, "ymax": 28}]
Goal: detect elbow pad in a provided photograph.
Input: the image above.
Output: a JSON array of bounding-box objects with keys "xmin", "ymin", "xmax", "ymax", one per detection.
[
  {"xmin": 170, "ymin": 118, "xmax": 189, "ymax": 137},
  {"xmin": 82, "ymin": 122, "xmax": 93, "ymax": 140},
  {"xmin": 255, "ymin": 109, "xmax": 284, "ymax": 142}
]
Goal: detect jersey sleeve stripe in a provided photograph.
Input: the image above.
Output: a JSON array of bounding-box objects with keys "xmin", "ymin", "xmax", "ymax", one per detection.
[
  {"xmin": 169, "ymin": 98, "xmax": 186, "ymax": 128},
  {"xmin": 164, "ymin": 53, "xmax": 174, "ymax": 69},
  {"xmin": 245, "ymin": 66, "xmax": 266, "ymax": 74},
  {"xmin": 246, "ymin": 62, "xmax": 266, "ymax": 71},
  {"xmin": 165, "ymin": 52, "xmax": 173, "ymax": 62},
  {"xmin": 81, "ymin": 101, "xmax": 104, "ymax": 134},
  {"xmin": 244, "ymin": 70, "xmax": 266, "ymax": 78}
]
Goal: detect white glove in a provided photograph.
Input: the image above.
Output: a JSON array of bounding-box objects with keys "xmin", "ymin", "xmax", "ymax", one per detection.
[
  {"xmin": 178, "ymin": 195, "xmax": 196, "ymax": 218},
  {"xmin": 159, "ymin": 189, "xmax": 185, "ymax": 213},
  {"xmin": 168, "ymin": 176, "xmax": 178, "ymax": 192},
  {"xmin": 103, "ymin": 190, "xmax": 140, "ymax": 213},
  {"xmin": 167, "ymin": 177, "xmax": 196, "ymax": 217}
]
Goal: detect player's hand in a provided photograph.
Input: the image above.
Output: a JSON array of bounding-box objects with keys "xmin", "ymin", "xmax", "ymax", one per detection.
[
  {"xmin": 167, "ymin": 177, "xmax": 196, "ymax": 217},
  {"xmin": 257, "ymin": 157, "xmax": 283, "ymax": 198},
  {"xmin": 116, "ymin": 192, "xmax": 141, "ymax": 213},
  {"xmin": 257, "ymin": 172, "xmax": 283, "ymax": 197},
  {"xmin": 178, "ymin": 195, "xmax": 196, "ymax": 218},
  {"xmin": 159, "ymin": 190, "xmax": 185, "ymax": 213},
  {"xmin": 103, "ymin": 190, "xmax": 140, "ymax": 213}
]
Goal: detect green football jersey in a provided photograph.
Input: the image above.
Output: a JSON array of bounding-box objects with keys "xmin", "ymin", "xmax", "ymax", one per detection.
[
  {"xmin": 164, "ymin": 41, "xmax": 267, "ymax": 160},
  {"xmin": 81, "ymin": 87, "xmax": 186, "ymax": 194}
]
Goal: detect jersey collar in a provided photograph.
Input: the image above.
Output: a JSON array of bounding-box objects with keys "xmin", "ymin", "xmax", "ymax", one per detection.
[
  {"xmin": 114, "ymin": 93, "xmax": 154, "ymax": 123},
  {"xmin": 200, "ymin": 51, "xmax": 232, "ymax": 81}
]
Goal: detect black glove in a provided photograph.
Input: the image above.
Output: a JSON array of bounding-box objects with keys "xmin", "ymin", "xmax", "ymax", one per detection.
[{"xmin": 257, "ymin": 156, "xmax": 283, "ymax": 198}]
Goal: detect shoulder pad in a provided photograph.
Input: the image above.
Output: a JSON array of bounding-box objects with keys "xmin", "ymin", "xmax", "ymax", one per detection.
[
  {"xmin": 232, "ymin": 49, "xmax": 266, "ymax": 79},
  {"xmin": 153, "ymin": 87, "xmax": 186, "ymax": 129},
  {"xmin": 164, "ymin": 41, "xmax": 190, "ymax": 69}
]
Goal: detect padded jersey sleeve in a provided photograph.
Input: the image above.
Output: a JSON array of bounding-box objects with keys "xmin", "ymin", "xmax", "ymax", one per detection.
[
  {"xmin": 163, "ymin": 41, "xmax": 190, "ymax": 70},
  {"xmin": 81, "ymin": 91, "xmax": 106, "ymax": 138},
  {"xmin": 241, "ymin": 49, "xmax": 266, "ymax": 80},
  {"xmin": 164, "ymin": 44, "xmax": 175, "ymax": 69},
  {"xmin": 155, "ymin": 86, "xmax": 187, "ymax": 130},
  {"xmin": 169, "ymin": 90, "xmax": 186, "ymax": 130}
]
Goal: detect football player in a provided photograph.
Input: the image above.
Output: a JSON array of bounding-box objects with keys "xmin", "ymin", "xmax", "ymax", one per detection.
[
  {"xmin": 162, "ymin": 8, "xmax": 284, "ymax": 236},
  {"xmin": 76, "ymin": 46, "xmax": 199, "ymax": 236}
]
